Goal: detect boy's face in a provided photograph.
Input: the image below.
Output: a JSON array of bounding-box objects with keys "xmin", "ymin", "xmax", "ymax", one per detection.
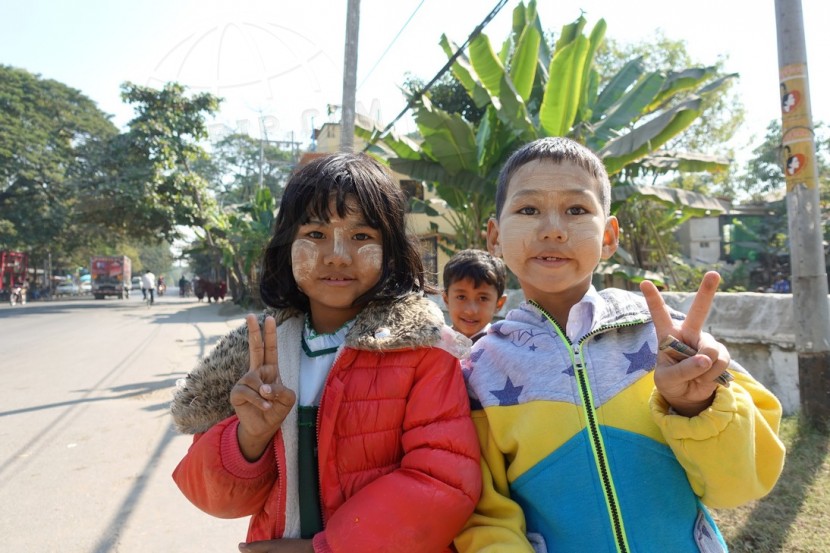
[
  {"xmin": 443, "ymin": 277, "xmax": 507, "ymax": 339},
  {"xmin": 487, "ymin": 159, "xmax": 619, "ymax": 314}
]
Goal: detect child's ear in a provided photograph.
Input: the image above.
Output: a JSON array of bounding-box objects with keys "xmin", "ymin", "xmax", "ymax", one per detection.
[
  {"xmin": 601, "ymin": 216, "xmax": 620, "ymax": 260},
  {"xmin": 486, "ymin": 218, "xmax": 502, "ymax": 258},
  {"xmin": 496, "ymin": 294, "xmax": 507, "ymax": 311},
  {"xmin": 442, "ymin": 290, "xmax": 449, "ymax": 305}
]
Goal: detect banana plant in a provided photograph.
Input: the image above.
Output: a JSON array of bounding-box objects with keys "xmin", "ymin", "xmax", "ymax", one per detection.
[{"xmin": 359, "ymin": 0, "xmax": 736, "ymax": 264}]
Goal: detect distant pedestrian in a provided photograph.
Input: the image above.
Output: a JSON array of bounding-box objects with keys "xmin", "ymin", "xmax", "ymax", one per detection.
[{"xmin": 140, "ymin": 270, "xmax": 156, "ymax": 304}]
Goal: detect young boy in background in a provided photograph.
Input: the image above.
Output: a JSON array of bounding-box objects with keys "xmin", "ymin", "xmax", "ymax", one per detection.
[
  {"xmin": 442, "ymin": 249, "xmax": 508, "ymax": 343},
  {"xmin": 455, "ymin": 137, "xmax": 785, "ymax": 553}
]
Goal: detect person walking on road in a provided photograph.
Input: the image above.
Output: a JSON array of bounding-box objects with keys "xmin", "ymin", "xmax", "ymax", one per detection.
[{"xmin": 141, "ymin": 269, "xmax": 156, "ymax": 305}]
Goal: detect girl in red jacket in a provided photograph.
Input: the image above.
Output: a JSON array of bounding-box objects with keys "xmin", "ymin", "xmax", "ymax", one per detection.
[{"xmin": 171, "ymin": 152, "xmax": 481, "ymax": 553}]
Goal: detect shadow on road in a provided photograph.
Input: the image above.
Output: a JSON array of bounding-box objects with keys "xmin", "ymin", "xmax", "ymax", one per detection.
[{"xmin": 0, "ymin": 297, "xmax": 246, "ymax": 325}]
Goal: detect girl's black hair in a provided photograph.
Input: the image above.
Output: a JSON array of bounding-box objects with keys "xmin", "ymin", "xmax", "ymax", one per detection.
[{"xmin": 259, "ymin": 152, "xmax": 433, "ymax": 311}]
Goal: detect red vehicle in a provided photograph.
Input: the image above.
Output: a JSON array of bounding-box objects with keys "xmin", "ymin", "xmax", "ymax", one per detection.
[
  {"xmin": 90, "ymin": 255, "xmax": 132, "ymax": 299},
  {"xmin": 1, "ymin": 251, "xmax": 28, "ymax": 300}
]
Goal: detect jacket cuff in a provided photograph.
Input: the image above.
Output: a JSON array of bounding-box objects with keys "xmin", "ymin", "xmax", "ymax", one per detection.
[
  {"xmin": 650, "ymin": 386, "xmax": 738, "ymax": 440},
  {"xmin": 219, "ymin": 418, "xmax": 276, "ymax": 478},
  {"xmin": 312, "ymin": 532, "xmax": 332, "ymax": 552}
]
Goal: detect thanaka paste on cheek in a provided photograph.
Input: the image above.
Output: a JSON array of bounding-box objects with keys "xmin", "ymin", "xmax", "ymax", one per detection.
[
  {"xmin": 569, "ymin": 219, "xmax": 601, "ymax": 246},
  {"xmin": 291, "ymin": 239, "xmax": 318, "ymax": 282},
  {"xmin": 357, "ymin": 244, "xmax": 382, "ymax": 272}
]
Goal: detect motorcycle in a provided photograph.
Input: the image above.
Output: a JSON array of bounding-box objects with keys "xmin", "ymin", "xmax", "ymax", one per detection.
[
  {"xmin": 157, "ymin": 282, "xmax": 166, "ymax": 297},
  {"xmin": 9, "ymin": 284, "xmax": 26, "ymax": 306}
]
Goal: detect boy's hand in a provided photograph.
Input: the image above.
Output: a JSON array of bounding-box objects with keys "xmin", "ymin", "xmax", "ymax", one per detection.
[
  {"xmin": 238, "ymin": 539, "xmax": 314, "ymax": 552},
  {"xmin": 640, "ymin": 271, "xmax": 731, "ymax": 417},
  {"xmin": 230, "ymin": 314, "xmax": 296, "ymax": 461}
]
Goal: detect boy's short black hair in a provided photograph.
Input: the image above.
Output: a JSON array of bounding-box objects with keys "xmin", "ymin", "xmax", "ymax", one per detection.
[
  {"xmin": 443, "ymin": 249, "xmax": 507, "ymax": 297},
  {"xmin": 495, "ymin": 137, "xmax": 612, "ymax": 219}
]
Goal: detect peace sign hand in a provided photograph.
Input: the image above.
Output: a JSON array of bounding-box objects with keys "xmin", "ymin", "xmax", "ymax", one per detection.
[
  {"xmin": 640, "ymin": 271, "xmax": 732, "ymax": 417},
  {"xmin": 230, "ymin": 314, "xmax": 296, "ymax": 461}
]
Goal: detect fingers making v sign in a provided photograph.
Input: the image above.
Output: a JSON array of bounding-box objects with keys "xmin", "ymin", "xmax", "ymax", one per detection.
[
  {"xmin": 640, "ymin": 271, "xmax": 733, "ymax": 417},
  {"xmin": 230, "ymin": 314, "xmax": 297, "ymax": 461}
]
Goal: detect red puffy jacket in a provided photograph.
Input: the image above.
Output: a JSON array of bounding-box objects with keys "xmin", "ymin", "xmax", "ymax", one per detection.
[{"xmin": 171, "ymin": 296, "xmax": 481, "ymax": 552}]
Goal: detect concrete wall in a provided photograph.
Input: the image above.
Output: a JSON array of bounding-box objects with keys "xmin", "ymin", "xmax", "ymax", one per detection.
[{"xmin": 432, "ymin": 290, "xmax": 814, "ymax": 415}]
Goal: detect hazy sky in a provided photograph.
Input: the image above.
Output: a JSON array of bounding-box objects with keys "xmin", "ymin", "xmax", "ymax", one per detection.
[{"xmin": 2, "ymin": 0, "xmax": 828, "ymax": 162}]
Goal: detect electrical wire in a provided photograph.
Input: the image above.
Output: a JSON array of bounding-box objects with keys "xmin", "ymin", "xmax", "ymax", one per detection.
[
  {"xmin": 362, "ymin": 0, "xmax": 509, "ymax": 150},
  {"xmin": 357, "ymin": 0, "xmax": 426, "ymax": 91}
]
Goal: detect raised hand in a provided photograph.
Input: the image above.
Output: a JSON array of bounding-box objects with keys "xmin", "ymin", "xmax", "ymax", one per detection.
[
  {"xmin": 230, "ymin": 314, "xmax": 296, "ymax": 461},
  {"xmin": 640, "ymin": 271, "xmax": 732, "ymax": 417}
]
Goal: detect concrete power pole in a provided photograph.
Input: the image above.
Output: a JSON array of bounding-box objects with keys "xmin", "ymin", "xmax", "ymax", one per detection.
[
  {"xmin": 340, "ymin": 0, "xmax": 360, "ymax": 153},
  {"xmin": 774, "ymin": 0, "xmax": 830, "ymax": 428}
]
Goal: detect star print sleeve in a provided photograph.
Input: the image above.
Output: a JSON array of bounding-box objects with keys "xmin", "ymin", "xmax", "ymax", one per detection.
[
  {"xmin": 649, "ymin": 367, "xmax": 786, "ymax": 509},
  {"xmin": 454, "ymin": 410, "xmax": 536, "ymax": 553}
]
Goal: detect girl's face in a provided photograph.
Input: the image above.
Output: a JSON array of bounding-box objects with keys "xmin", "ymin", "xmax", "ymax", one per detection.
[{"xmin": 291, "ymin": 196, "xmax": 383, "ymax": 333}]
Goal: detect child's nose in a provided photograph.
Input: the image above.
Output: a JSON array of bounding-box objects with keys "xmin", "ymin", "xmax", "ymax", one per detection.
[
  {"xmin": 539, "ymin": 214, "xmax": 567, "ymax": 242},
  {"xmin": 324, "ymin": 230, "xmax": 352, "ymax": 264}
]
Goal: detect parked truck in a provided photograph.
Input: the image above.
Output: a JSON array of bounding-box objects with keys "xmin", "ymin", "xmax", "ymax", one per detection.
[
  {"xmin": 1, "ymin": 251, "xmax": 28, "ymax": 301},
  {"xmin": 90, "ymin": 255, "xmax": 131, "ymax": 299}
]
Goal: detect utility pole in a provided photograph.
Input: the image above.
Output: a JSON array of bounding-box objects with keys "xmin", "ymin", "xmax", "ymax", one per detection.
[
  {"xmin": 340, "ymin": 0, "xmax": 360, "ymax": 153},
  {"xmin": 774, "ymin": 0, "xmax": 830, "ymax": 428}
]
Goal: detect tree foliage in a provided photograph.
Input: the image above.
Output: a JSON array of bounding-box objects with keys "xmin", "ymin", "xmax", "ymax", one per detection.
[
  {"xmin": 0, "ymin": 65, "xmax": 118, "ymax": 266},
  {"xmin": 205, "ymin": 133, "xmax": 294, "ymax": 207},
  {"xmin": 1, "ymin": 68, "xmax": 226, "ymax": 276},
  {"xmin": 187, "ymin": 133, "xmax": 295, "ymax": 305}
]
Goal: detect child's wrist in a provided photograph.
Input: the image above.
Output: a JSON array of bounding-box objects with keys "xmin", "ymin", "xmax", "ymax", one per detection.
[{"xmin": 666, "ymin": 392, "xmax": 716, "ymax": 417}]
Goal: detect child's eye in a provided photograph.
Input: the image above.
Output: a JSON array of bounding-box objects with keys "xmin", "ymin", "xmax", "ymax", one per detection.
[
  {"xmin": 307, "ymin": 230, "xmax": 325, "ymax": 239},
  {"xmin": 517, "ymin": 206, "xmax": 538, "ymax": 215},
  {"xmin": 567, "ymin": 206, "xmax": 589, "ymax": 216},
  {"xmin": 353, "ymin": 232, "xmax": 373, "ymax": 241}
]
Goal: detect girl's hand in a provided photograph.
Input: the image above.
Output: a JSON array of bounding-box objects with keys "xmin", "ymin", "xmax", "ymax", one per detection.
[
  {"xmin": 238, "ymin": 538, "xmax": 314, "ymax": 552},
  {"xmin": 640, "ymin": 271, "xmax": 731, "ymax": 417},
  {"xmin": 230, "ymin": 314, "xmax": 296, "ymax": 461}
]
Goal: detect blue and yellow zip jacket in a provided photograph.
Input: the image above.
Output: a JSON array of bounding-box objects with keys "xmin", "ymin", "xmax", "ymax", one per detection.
[{"xmin": 454, "ymin": 288, "xmax": 785, "ymax": 553}]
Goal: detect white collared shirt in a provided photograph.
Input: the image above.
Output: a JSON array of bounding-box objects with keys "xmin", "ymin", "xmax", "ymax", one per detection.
[{"xmin": 565, "ymin": 285, "xmax": 602, "ymax": 343}]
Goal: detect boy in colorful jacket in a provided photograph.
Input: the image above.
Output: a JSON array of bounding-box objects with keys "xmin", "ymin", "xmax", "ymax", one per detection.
[{"xmin": 454, "ymin": 137, "xmax": 785, "ymax": 553}]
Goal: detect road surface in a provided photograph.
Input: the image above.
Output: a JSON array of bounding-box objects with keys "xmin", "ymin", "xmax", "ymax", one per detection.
[{"xmin": 0, "ymin": 290, "xmax": 253, "ymax": 551}]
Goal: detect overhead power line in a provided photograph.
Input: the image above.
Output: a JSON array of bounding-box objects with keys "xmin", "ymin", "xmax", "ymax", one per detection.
[
  {"xmin": 363, "ymin": 0, "xmax": 509, "ymax": 150},
  {"xmin": 357, "ymin": 0, "xmax": 426, "ymax": 91}
]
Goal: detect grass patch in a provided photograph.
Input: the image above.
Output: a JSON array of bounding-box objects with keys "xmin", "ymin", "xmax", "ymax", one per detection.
[{"xmin": 712, "ymin": 415, "xmax": 830, "ymax": 552}]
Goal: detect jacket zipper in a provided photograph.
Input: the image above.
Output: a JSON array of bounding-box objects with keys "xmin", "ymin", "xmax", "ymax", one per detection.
[{"xmin": 529, "ymin": 300, "xmax": 645, "ymax": 553}]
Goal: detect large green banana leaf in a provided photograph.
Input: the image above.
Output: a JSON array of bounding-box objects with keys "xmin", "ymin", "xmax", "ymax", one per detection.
[
  {"xmin": 509, "ymin": 16, "xmax": 542, "ymax": 101},
  {"xmin": 589, "ymin": 72, "xmax": 667, "ymax": 148},
  {"xmin": 415, "ymin": 97, "xmax": 478, "ymax": 174},
  {"xmin": 439, "ymin": 35, "xmax": 491, "ymax": 109},
  {"xmin": 354, "ymin": 124, "xmax": 421, "ymax": 160},
  {"xmin": 646, "ymin": 66, "xmax": 718, "ymax": 112},
  {"xmin": 611, "ymin": 183, "xmax": 729, "ymax": 222},
  {"xmin": 592, "ymin": 57, "xmax": 645, "ymax": 117},
  {"xmin": 539, "ymin": 34, "xmax": 589, "ymax": 136},
  {"xmin": 469, "ymin": 33, "xmax": 506, "ymax": 100},
  {"xmin": 635, "ymin": 151, "xmax": 730, "ymax": 174},
  {"xmin": 576, "ymin": 19, "xmax": 607, "ymax": 124},
  {"xmin": 600, "ymin": 97, "xmax": 703, "ymax": 174}
]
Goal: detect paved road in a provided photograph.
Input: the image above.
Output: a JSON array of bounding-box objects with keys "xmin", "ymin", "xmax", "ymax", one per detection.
[{"xmin": 0, "ymin": 291, "xmax": 253, "ymax": 552}]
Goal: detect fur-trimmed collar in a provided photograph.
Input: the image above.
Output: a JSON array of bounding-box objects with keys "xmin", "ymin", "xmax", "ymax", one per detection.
[{"xmin": 171, "ymin": 294, "xmax": 461, "ymax": 434}]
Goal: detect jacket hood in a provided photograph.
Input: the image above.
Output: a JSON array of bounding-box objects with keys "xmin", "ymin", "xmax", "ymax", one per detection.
[{"xmin": 171, "ymin": 294, "xmax": 462, "ymax": 434}]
